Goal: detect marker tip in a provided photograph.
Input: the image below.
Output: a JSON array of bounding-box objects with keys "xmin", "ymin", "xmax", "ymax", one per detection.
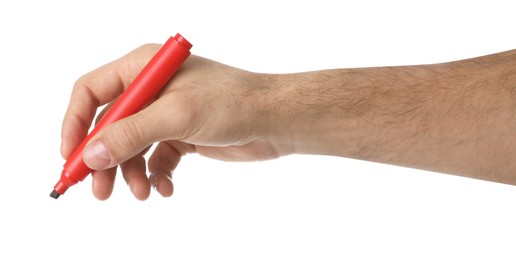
[{"xmin": 50, "ymin": 190, "xmax": 61, "ymax": 199}]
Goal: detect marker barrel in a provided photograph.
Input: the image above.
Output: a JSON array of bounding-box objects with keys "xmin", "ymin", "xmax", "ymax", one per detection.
[{"xmin": 53, "ymin": 34, "xmax": 192, "ymax": 196}]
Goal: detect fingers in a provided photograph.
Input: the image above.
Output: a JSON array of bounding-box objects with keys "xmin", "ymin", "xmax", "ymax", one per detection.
[
  {"xmin": 60, "ymin": 63, "xmax": 125, "ymax": 159},
  {"xmin": 91, "ymin": 146, "xmax": 152, "ymax": 201},
  {"xmin": 91, "ymin": 167, "xmax": 117, "ymax": 200},
  {"xmin": 92, "ymin": 157, "xmax": 151, "ymax": 201},
  {"xmin": 148, "ymin": 141, "xmax": 188, "ymax": 197},
  {"xmin": 60, "ymin": 44, "xmax": 160, "ymax": 159},
  {"xmin": 89, "ymin": 135, "xmax": 192, "ymax": 199},
  {"xmin": 120, "ymin": 155, "xmax": 151, "ymax": 200}
]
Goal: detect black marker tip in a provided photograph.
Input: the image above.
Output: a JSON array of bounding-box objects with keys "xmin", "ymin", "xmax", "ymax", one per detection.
[{"xmin": 50, "ymin": 190, "xmax": 61, "ymax": 199}]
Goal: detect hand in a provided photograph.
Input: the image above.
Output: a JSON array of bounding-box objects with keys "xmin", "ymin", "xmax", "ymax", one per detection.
[{"xmin": 61, "ymin": 44, "xmax": 288, "ymax": 200}]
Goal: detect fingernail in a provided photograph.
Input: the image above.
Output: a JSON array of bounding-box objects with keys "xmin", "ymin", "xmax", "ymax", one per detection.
[{"xmin": 83, "ymin": 140, "xmax": 111, "ymax": 169}]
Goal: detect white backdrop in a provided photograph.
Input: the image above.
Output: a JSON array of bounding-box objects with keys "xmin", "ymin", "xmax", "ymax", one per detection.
[{"xmin": 1, "ymin": 1, "xmax": 515, "ymax": 259}]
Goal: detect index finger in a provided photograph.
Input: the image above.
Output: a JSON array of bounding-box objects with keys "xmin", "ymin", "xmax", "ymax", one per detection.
[{"xmin": 60, "ymin": 44, "xmax": 161, "ymax": 159}]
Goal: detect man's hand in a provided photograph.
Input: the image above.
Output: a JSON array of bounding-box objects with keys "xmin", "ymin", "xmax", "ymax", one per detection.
[{"xmin": 61, "ymin": 45, "xmax": 287, "ymax": 200}]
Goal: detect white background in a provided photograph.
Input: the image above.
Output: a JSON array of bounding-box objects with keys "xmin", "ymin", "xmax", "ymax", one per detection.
[{"xmin": 1, "ymin": 1, "xmax": 515, "ymax": 259}]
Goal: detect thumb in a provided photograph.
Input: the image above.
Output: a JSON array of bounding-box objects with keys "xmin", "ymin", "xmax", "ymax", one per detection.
[{"xmin": 82, "ymin": 109, "xmax": 165, "ymax": 170}]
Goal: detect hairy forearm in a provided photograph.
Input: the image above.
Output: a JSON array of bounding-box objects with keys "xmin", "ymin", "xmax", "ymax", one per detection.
[{"xmin": 264, "ymin": 49, "xmax": 516, "ymax": 185}]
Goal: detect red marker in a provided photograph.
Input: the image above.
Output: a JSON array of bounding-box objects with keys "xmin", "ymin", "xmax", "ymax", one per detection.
[{"xmin": 50, "ymin": 34, "xmax": 192, "ymax": 199}]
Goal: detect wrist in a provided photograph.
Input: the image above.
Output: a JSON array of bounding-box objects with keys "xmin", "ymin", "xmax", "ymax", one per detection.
[
  {"xmin": 242, "ymin": 72, "xmax": 297, "ymax": 156},
  {"xmin": 248, "ymin": 71, "xmax": 358, "ymax": 157}
]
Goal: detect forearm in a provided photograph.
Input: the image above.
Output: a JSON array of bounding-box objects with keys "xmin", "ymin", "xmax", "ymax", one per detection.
[{"xmin": 263, "ymin": 50, "xmax": 516, "ymax": 184}]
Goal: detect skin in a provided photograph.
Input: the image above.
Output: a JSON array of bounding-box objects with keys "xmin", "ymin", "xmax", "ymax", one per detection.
[{"xmin": 61, "ymin": 44, "xmax": 516, "ymax": 200}]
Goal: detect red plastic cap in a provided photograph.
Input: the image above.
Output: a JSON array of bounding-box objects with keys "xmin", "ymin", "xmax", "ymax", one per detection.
[{"xmin": 174, "ymin": 33, "xmax": 192, "ymax": 50}]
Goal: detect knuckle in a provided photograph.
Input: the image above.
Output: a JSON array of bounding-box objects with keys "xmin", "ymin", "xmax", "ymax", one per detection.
[
  {"xmin": 73, "ymin": 71, "xmax": 94, "ymax": 91},
  {"xmin": 130, "ymin": 43, "xmax": 161, "ymax": 59},
  {"xmin": 111, "ymin": 119, "xmax": 145, "ymax": 155},
  {"xmin": 138, "ymin": 43, "xmax": 157, "ymax": 50}
]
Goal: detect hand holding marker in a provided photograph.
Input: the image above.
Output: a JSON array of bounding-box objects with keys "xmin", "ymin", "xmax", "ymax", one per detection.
[{"xmin": 51, "ymin": 34, "xmax": 192, "ymax": 199}]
